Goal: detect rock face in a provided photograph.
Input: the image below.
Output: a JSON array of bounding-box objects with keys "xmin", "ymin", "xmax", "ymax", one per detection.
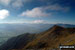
[{"xmin": 0, "ymin": 25, "xmax": 75, "ymax": 50}]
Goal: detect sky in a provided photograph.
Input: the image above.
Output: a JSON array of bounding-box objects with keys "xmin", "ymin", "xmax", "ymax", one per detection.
[{"xmin": 0, "ymin": 0, "xmax": 75, "ymax": 24}]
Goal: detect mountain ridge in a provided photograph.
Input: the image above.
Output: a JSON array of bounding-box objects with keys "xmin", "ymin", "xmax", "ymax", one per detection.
[{"xmin": 0, "ymin": 25, "xmax": 75, "ymax": 50}]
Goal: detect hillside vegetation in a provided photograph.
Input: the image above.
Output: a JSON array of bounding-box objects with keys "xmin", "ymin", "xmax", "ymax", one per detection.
[{"xmin": 0, "ymin": 25, "xmax": 75, "ymax": 50}]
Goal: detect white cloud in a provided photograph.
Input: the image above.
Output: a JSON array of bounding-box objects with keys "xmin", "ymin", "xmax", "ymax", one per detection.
[
  {"xmin": 12, "ymin": 0, "xmax": 23, "ymax": 8},
  {"xmin": 32, "ymin": 20, "xmax": 45, "ymax": 24},
  {"xmin": 29, "ymin": 20, "xmax": 49, "ymax": 24},
  {"xmin": 0, "ymin": 0, "xmax": 11, "ymax": 5},
  {"xmin": 0, "ymin": 20, "xmax": 48, "ymax": 24},
  {"xmin": 12, "ymin": 0, "xmax": 32, "ymax": 8},
  {"xmin": 0, "ymin": 9, "xmax": 10, "ymax": 19},
  {"xmin": 0, "ymin": 0, "xmax": 31, "ymax": 8},
  {"xmin": 20, "ymin": 4, "xmax": 70, "ymax": 17},
  {"xmin": 43, "ymin": 4, "xmax": 70, "ymax": 12},
  {"xmin": 20, "ymin": 7, "xmax": 51, "ymax": 17}
]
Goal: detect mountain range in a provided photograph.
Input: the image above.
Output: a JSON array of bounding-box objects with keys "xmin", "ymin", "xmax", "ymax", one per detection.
[
  {"xmin": 0, "ymin": 23, "xmax": 75, "ymax": 46},
  {"xmin": 0, "ymin": 23, "xmax": 53, "ymax": 46},
  {"xmin": 0, "ymin": 24, "xmax": 75, "ymax": 50}
]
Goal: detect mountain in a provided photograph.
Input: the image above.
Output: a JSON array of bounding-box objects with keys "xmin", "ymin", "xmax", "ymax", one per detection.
[
  {"xmin": 0, "ymin": 23, "xmax": 53, "ymax": 46},
  {"xmin": 0, "ymin": 33, "xmax": 38, "ymax": 50},
  {"xmin": 0, "ymin": 25, "xmax": 75, "ymax": 50},
  {"xmin": 0, "ymin": 23, "xmax": 52, "ymax": 34},
  {"xmin": 57, "ymin": 24, "xmax": 75, "ymax": 28},
  {"xmin": 23, "ymin": 25, "xmax": 75, "ymax": 50}
]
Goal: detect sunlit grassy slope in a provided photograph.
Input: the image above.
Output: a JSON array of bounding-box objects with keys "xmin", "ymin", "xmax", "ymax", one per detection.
[{"xmin": 22, "ymin": 25, "xmax": 75, "ymax": 50}]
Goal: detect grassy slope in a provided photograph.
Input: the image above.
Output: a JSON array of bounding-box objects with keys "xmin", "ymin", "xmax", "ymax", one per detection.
[
  {"xmin": 22, "ymin": 25, "xmax": 75, "ymax": 50},
  {"xmin": 9, "ymin": 25, "xmax": 75, "ymax": 50}
]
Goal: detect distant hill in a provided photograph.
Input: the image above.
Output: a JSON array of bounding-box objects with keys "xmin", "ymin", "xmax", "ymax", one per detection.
[
  {"xmin": 0, "ymin": 23, "xmax": 53, "ymax": 46},
  {"xmin": 0, "ymin": 25, "xmax": 75, "ymax": 50},
  {"xmin": 57, "ymin": 24, "xmax": 75, "ymax": 28}
]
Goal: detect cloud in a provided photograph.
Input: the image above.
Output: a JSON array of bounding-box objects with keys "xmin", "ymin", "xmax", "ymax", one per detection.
[
  {"xmin": 20, "ymin": 7, "xmax": 51, "ymax": 17},
  {"xmin": 12, "ymin": 0, "xmax": 32, "ymax": 8},
  {"xmin": 0, "ymin": 9, "xmax": 10, "ymax": 19},
  {"xmin": 0, "ymin": 0, "xmax": 32, "ymax": 8},
  {"xmin": 0, "ymin": 0, "xmax": 11, "ymax": 5},
  {"xmin": 31, "ymin": 20, "xmax": 45, "ymax": 24},
  {"xmin": 43, "ymin": 4, "xmax": 70, "ymax": 12},
  {"xmin": 0, "ymin": 20, "xmax": 48, "ymax": 24},
  {"xmin": 20, "ymin": 3, "xmax": 70, "ymax": 17},
  {"xmin": 12, "ymin": 0, "xmax": 23, "ymax": 8},
  {"xmin": 29, "ymin": 20, "xmax": 54, "ymax": 24},
  {"xmin": 29, "ymin": 20, "xmax": 49, "ymax": 24}
]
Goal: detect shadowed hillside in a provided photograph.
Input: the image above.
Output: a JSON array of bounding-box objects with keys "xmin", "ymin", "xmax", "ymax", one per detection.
[
  {"xmin": 0, "ymin": 25, "xmax": 75, "ymax": 50},
  {"xmin": 0, "ymin": 33, "xmax": 38, "ymax": 50}
]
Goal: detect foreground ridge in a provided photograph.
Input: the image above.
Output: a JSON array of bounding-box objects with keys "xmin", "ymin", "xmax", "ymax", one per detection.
[{"xmin": 0, "ymin": 25, "xmax": 75, "ymax": 50}]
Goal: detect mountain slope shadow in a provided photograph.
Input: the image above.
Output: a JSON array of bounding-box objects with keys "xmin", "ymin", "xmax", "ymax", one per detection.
[{"xmin": 0, "ymin": 33, "xmax": 37, "ymax": 50}]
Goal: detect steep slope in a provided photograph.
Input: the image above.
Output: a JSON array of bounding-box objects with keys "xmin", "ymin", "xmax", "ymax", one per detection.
[
  {"xmin": 22, "ymin": 25, "xmax": 75, "ymax": 50},
  {"xmin": 0, "ymin": 25, "xmax": 75, "ymax": 50},
  {"xmin": 0, "ymin": 33, "xmax": 37, "ymax": 50}
]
